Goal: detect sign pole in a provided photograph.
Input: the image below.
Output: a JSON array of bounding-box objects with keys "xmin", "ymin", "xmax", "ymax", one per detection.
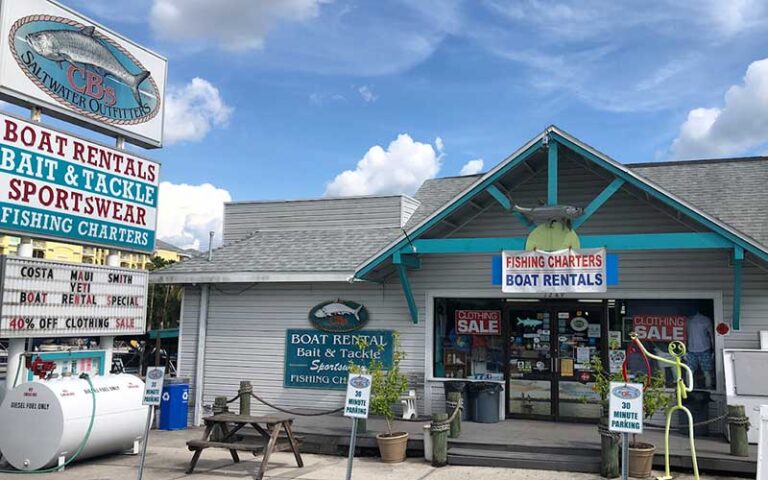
[
  {"xmin": 138, "ymin": 366, "xmax": 165, "ymax": 480},
  {"xmin": 136, "ymin": 406, "xmax": 153, "ymax": 480},
  {"xmin": 621, "ymin": 432, "xmax": 629, "ymax": 480},
  {"xmin": 345, "ymin": 417, "xmax": 359, "ymax": 480},
  {"xmin": 343, "ymin": 373, "xmax": 372, "ymax": 480}
]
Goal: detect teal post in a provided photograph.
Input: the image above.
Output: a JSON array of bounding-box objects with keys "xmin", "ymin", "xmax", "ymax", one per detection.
[
  {"xmin": 547, "ymin": 138, "xmax": 558, "ymax": 205},
  {"xmin": 733, "ymin": 246, "xmax": 743, "ymax": 330}
]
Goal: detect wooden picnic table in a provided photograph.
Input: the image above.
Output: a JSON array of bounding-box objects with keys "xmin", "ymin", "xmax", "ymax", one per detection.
[{"xmin": 186, "ymin": 413, "xmax": 303, "ymax": 480}]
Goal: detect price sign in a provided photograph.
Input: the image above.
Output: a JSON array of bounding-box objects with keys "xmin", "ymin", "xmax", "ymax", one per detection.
[
  {"xmin": 343, "ymin": 374, "xmax": 372, "ymax": 419},
  {"xmin": 142, "ymin": 366, "xmax": 165, "ymax": 406},
  {"xmin": 609, "ymin": 382, "xmax": 643, "ymax": 434}
]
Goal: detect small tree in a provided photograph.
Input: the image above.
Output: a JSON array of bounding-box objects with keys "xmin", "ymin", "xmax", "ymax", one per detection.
[{"xmin": 350, "ymin": 332, "xmax": 408, "ymax": 435}]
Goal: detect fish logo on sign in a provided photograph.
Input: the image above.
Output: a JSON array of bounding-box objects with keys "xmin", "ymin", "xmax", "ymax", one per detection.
[
  {"xmin": 147, "ymin": 368, "xmax": 164, "ymax": 380},
  {"xmin": 9, "ymin": 16, "xmax": 161, "ymax": 126},
  {"xmin": 349, "ymin": 375, "xmax": 370, "ymax": 389},
  {"xmin": 309, "ymin": 300, "xmax": 369, "ymax": 332},
  {"xmin": 611, "ymin": 385, "xmax": 641, "ymax": 400}
]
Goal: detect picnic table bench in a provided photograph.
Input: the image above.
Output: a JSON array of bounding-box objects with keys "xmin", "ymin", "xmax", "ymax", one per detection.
[{"xmin": 186, "ymin": 413, "xmax": 303, "ymax": 480}]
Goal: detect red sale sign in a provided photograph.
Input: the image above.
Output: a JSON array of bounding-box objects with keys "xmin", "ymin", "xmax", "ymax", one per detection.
[
  {"xmin": 455, "ymin": 310, "xmax": 501, "ymax": 335},
  {"xmin": 632, "ymin": 314, "xmax": 687, "ymax": 342}
]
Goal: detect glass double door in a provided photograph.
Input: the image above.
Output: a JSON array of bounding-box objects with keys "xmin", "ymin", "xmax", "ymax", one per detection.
[{"xmin": 506, "ymin": 302, "xmax": 605, "ymax": 421}]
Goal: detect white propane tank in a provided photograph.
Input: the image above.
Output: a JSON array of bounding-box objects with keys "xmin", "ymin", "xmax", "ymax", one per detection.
[{"xmin": 0, "ymin": 374, "xmax": 147, "ymax": 471}]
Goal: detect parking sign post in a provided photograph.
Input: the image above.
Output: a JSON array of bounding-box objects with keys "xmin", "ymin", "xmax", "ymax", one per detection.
[
  {"xmin": 138, "ymin": 367, "xmax": 165, "ymax": 480},
  {"xmin": 343, "ymin": 373, "xmax": 372, "ymax": 480}
]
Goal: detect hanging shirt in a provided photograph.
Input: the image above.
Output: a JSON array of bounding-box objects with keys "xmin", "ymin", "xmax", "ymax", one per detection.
[{"xmin": 686, "ymin": 313, "xmax": 713, "ymax": 353}]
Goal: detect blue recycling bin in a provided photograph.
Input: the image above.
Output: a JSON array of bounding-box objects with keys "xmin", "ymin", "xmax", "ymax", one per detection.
[{"xmin": 159, "ymin": 382, "xmax": 189, "ymax": 430}]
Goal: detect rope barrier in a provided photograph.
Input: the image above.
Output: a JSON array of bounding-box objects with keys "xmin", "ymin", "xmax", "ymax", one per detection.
[
  {"xmin": 250, "ymin": 392, "xmax": 344, "ymax": 417},
  {"xmin": 643, "ymin": 412, "xmax": 733, "ymax": 430},
  {"xmin": 597, "ymin": 422, "xmax": 621, "ymax": 441},
  {"xmin": 431, "ymin": 397, "xmax": 463, "ymax": 432}
]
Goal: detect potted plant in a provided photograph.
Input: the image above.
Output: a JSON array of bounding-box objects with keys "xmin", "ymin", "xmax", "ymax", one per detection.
[
  {"xmin": 590, "ymin": 356, "xmax": 672, "ymax": 479},
  {"xmin": 350, "ymin": 332, "xmax": 410, "ymax": 463}
]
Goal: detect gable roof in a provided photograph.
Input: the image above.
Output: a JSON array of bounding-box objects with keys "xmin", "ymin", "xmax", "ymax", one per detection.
[{"xmin": 354, "ymin": 126, "xmax": 768, "ymax": 279}]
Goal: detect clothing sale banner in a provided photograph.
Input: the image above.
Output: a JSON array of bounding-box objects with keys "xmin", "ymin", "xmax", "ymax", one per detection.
[{"xmin": 502, "ymin": 248, "xmax": 607, "ymax": 294}]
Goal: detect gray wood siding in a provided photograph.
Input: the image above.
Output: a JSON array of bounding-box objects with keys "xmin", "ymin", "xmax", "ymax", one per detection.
[
  {"xmin": 178, "ymin": 286, "xmax": 200, "ymax": 422},
  {"xmin": 190, "ymin": 282, "xmax": 421, "ymax": 416},
  {"xmin": 223, "ymin": 196, "xmax": 415, "ymax": 243}
]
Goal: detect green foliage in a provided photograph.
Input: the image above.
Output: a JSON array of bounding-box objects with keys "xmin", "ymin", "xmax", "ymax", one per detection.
[
  {"xmin": 589, "ymin": 356, "xmax": 673, "ymax": 447},
  {"xmin": 349, "ymin": 332, "xmax": 409, "ymax": 435},
  {"xmin": 589, "ymin": 356, "xmax": 625, "ymax": 412},
  {"xmin": 146, "ymin": 256, "xmax": 181, "ymax": 330}
]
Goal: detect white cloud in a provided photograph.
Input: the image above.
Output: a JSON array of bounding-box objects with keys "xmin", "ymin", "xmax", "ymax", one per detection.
[
  {"xmin": 150, "ymin": 0, "xmax": 326, "ymax": 51},
  {"xmin": 309, "ymin": 92, "xmax": 346, "ymax": 106},
  {"xmin": 164, "ymin": 78, "xmax": 233, "ymax": 145},
  {"xmin": 325, "ymin": 134, "xmax": 443, "ymax": 196},
  {"xmin": 357, "ymin": 86, "xmax": 378, "ymax": 103},
  {"xmin": 156, "ymin": 182, "xmax": 232, "ymax": 251},
  {"xmin": 670, "ymin": 58, "xmax": 768, "ymax": 159},
  {"xmin": 459, "ymin": 159, "xmax": 484, "ymax": 176}
]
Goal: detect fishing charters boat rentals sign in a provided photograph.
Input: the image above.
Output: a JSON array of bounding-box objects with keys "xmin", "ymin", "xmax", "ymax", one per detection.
[
  {"xmin": 0, "ymin": 0, "xmax": 167, "ymax": 148},
  {"xmin": 502, "ymin": 248, "xmax": 607, "ymax": 294}
]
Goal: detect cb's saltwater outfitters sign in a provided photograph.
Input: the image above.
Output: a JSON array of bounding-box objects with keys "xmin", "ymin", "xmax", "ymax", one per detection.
[
  {"xmin": 0, "ymin": 0, "xmax": 167, "ymax": 148},
  {"xmin": 0, "ymin": 112, "xmax": 158, "ymax": 253},
  {"xmin": 0, "ymin": 256, "xmax": 148, "ymax": 338},
  {"xmin": 284, "ymin": 329, "xmax": 393, "ymax": 390},
  {"xmin": 502, "ymin": 248, "xmax": 607, "ymax": 294}
]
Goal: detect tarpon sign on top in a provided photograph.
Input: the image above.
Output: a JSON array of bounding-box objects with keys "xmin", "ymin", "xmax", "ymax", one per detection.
[{"xmin": 0, "ymin": 0, "xmax": 167, "ymax": 148}]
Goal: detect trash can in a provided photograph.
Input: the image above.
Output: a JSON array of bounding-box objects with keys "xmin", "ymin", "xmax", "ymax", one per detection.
[
  {"xmin": 159, "ymin": 379, "xmax": 189, "ymax": 430},
  {"xmin": 678, "ymin": 390, "xmax": 711, "ymax": 436},
  {"xmin": 468, "ymin": 382, "xmax": 501, "ymax": 423},
  {"xmin": 444, "ymin": 380, "xmax": 471, "ymax": 421}
]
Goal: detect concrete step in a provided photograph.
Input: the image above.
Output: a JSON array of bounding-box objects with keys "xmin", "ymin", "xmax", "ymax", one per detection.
[{"xmin": 447, "ymin": 447, "xmax": 601, "ymax": 473}]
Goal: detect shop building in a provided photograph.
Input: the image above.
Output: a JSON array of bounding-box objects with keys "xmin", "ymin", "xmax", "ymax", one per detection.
[{"xmin": 152, "ymin": 126, "xmax": 768, "ymax": 427}]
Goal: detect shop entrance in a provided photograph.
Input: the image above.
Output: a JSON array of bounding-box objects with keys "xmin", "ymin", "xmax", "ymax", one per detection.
[{"xmin": 505, "ymin": 300, "xmax": 605, "ymax": 421}]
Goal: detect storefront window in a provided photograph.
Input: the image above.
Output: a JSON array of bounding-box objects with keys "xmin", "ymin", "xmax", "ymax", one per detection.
[
  {"xmin": 609, "ymin": 299, "xmax": 716, "ymax": 390},
  {"xmin": 433, "ymin": 298, "xmax": 504, "ymax": 380}
]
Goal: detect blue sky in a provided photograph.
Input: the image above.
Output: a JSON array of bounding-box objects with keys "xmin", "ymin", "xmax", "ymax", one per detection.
[{"xmin": 28, "ymin": 0, "xmax": 768, "ymax": 248}]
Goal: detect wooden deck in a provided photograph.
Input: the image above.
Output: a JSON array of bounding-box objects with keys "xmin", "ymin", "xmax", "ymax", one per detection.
[{"xmin": 287, "ymin": 415, "xmax": 756, "ymax": 476}]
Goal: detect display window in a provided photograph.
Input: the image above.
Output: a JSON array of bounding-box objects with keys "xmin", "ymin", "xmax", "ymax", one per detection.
[
  {"xmin": 610, "ymin": 299, "xmax": 716, "ymax": 390},
  {"xmin": 433, "ymin": 298, "xmax": 505, "ymax": 380}
]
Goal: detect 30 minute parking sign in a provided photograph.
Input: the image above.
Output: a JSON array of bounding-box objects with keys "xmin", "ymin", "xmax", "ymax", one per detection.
[
  {"xmin": 142, "ymin": 366, "xmax": 165, "ymax": 406},
  {"xmin": 343, "ymin": 374, "xmax": 372, "ymax": 419},
  {"xmin": 608, "ymin": 382, "xmax": 644, "ymax": 434}
]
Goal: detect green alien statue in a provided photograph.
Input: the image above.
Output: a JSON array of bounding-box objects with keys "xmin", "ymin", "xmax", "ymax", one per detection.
[{"xmin": 630, "ymin": 332, "xmax": 699, "ymax": 480}]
